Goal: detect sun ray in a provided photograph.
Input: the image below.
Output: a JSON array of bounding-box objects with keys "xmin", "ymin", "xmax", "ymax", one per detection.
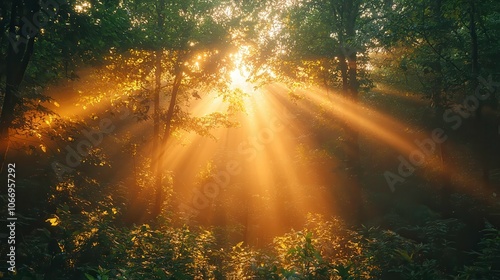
[
  {"xmin": 34, "ymin": 42, "xmax": 497, "ymax": 250},
  {"xmin": 296, "ymin": 86, "xmax": 488, "ymax": 196}
]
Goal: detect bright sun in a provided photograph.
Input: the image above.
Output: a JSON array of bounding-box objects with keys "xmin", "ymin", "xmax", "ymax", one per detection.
[{"xmin": 229, "ymin": 46, "xmax": 252, "ymax": 89}]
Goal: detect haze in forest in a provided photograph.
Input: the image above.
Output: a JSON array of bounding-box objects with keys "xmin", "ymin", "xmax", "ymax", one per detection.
[{"xmin": 1, "ymin": 0, "xmax": 500, "ymax": 279}]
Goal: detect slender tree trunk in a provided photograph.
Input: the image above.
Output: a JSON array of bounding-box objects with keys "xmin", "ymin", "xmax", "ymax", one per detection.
[
  {"xmin": 342, "ymin": 0, "xmax": 361, "ymax": 173},
  {"xmin": 346, "ymin": 50, "xmax": 360, "ymax": 171},
  {"xmin": 339, "ymin": 54, "xmax": 348, "ymax": 93},
  {"xmin": 338, "ymin": 53, "xmax": 358, "ymax": 169},
  {"xmin": 162, "ymin": 70, "xmax": 182, "ymax": 143},
  {"xmin": 150, "ymin": 0, "xmax": 165, "ymax": 218},
  {"xmin": 469, "ymin": 0, "xmax": 490, "ymax": 187},
  {"xmin": 152, "ymin": 64, "xmax": 182, "ymax": 218},
  {"xmin": 336, "ymin": 0, "xmax": 363, "ymax": 222},
  {"xmin": 152, "ymin": 69, "xmax": 182, "ymax": 217},
  {"xmin": 470, "ymin": 0, "xmax": 479, "ymax": 81},
  {"xmin": 429, "ymin": 0, "xmax": 453, "ymax": 214}
]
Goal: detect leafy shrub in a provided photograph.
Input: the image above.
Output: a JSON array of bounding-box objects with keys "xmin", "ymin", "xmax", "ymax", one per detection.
[
  {"xmin": 457, "ymin": 223, "xmax": 500, "ymax": 279},
  {"xmin": 9, "ymin": 206, "xmax": 500, "ymax": 280}
]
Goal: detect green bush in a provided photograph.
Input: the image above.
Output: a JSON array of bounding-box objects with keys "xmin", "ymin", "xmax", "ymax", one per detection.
[{"xmin": 9, "ymin": 208, "xmax": 500, "ymax": 280}]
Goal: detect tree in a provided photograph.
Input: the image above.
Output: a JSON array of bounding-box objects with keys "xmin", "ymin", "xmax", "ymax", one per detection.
[
  {"xmin": 380, "ymin": 0, "xmax": 500, "ymax": 196},
  {"xmin": 97, "ymin": 0, "xmax": 244, "ymax": 218},
  {"xmin": 248, "ymin": 0, "xmax": 386, "ymax": 174},
  {"xmin": 0, "ymin": 0, "xmax": 132, "ymax": 173},
  {"xmin": 0, "ymin": 0, "xmax": 39, "ymax": 172},
  {"xmin": 243, "ymin": 0, "xmax": 392, "ymax": 222}
]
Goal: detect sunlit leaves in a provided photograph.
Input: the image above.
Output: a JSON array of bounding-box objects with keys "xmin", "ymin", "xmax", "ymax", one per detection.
[
  {"xmin": 247, "ymin": 0, "xmax": 376, "ymax": 92},
  {"xmin": 376, "ymin": 0, "xmax": 495, "ymax": 102},
  {"xmin": 46, "ymin": 215, "xmax": 61, "ymax": 226},
  {"xmin": 220, "ymin": 88, "xmax": 249, "ymax": 114},
  {"xmin": 175, "ymin": 111, "xmax": 238, "ymax": 140}
]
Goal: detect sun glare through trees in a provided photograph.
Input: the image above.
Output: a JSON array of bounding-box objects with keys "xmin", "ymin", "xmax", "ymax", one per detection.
[{"xmin": 1, "ymin": 0, "xmax": 500, "ymax": 279}]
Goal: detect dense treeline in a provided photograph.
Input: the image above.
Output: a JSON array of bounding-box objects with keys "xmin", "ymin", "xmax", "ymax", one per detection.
[{"xmin": 1, "ymin": 0, "xmax": 500, "ymax": 279}]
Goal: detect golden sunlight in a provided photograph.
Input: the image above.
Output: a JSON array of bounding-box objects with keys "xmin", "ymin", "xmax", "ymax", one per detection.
[
  {"xmin": 229, "ymin": 46, "xmax": 252, "ymax": 90},
  {"xmin": 9, "ymin": 0, "xmax": 500, "ymax": 277},
  {"xmin": 74, "ymin": 1, "xmax": 91, "ymax": 13}
]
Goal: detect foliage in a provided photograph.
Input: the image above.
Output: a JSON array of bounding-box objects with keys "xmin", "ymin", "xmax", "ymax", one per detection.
[
  {"xmin": 3, "ymin": 0, "xmax": 500, "ymax": 279},
  {"xmin": 458, "ymin": 223, "xmax": 500, "ymax": 279},
  {"xmin": 9, "ymin": 209, "xmax": 500, "ymax": 279},
  {"xmin": 374, "ymin": 0, "xmax": 500, "ymax": 106}
]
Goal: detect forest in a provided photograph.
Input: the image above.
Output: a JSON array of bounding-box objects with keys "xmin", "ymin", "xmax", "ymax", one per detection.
[{"xmin": 1, "ymin": 0, "xmax": 500, "ymax": 279}]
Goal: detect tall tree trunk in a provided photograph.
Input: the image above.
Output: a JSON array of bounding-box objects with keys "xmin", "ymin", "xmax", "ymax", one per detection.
[
  {"xmin": 338, "ymin": 54, "xmax": 348, "ymax": 94},
  {"xmin": 344, "ymin": 0, "xmax": 361, "ymax": 172},
  {"xmin": 337, "ymin": 0, "xmax": 363, "ymax": 222},
  {"xmin": 346, "ymin": 50, "xmax": 360, "ymax": 171},
  {"xmin": 162, "ymin": 70, "xmax": 182, "ymax": 143},
  {"xmin": 152, "ymin": 68, "xmax": 182, "ymax": 218},
  {"xmin": 430, "ymin": 0, "xmax": 452, "ymax": 214},
  {"xmin": 338, "ymin": 51, "xmax": 359, "ymax": 171},
  {"xmin": 150, "ymin": 0, "xmax": 165, "ymax": 219},
  {"xmin": 470, "ymin": 0, "xmax": 490, "ymax": 187},
  {"xmin": 470, "ymin": 0, "xmax": 479, "ymax": 82}
]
